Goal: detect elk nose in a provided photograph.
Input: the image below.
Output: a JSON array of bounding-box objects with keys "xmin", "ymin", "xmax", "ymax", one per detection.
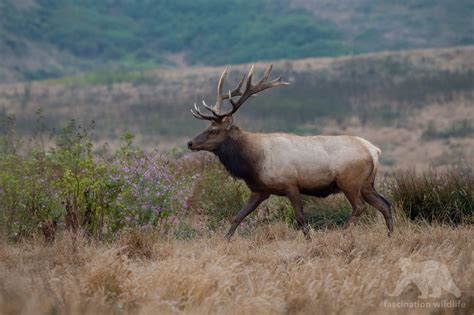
[{"xmin": 187, "ymin": 140, "xmax": 193, "ymax": 149}]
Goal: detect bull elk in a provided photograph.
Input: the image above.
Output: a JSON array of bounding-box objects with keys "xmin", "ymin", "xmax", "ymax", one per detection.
[{"xmin": 188, "ymin": 65, "xmax": 394, "ymax": 240}]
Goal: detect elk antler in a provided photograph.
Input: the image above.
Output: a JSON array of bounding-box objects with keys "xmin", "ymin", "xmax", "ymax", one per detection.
[{"xmin": 190, "ymin": 64, "xmax": 289, "ymax": 121}]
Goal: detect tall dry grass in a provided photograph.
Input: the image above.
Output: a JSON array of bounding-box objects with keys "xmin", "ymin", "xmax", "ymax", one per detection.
[{"xmin": 0, "ymin": 221, "xmax": 472, "ymax": 314}]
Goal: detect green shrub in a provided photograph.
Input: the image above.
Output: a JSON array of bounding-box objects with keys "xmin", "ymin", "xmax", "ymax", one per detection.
[
  {"xmin": 0, "ymin": 119, "xmax": 121, "ymax": 239},
  {"xmin": 304, "ymin": 196, "xmax": 352, "ymax": 229},
  {"xmin": 392, "ymin": 168, "xmax": 473, "ymax": 224},
  {"xmin": 303, "ymin": 195, "xmax": 379, "ymax": 229},
  {"xmin": 56, "ymin": 69, "xmax": 157, "ymax": 86},
  {"xmin": 190, "ymin": 163, "xmax": 249, "ymax": 230},
  {"xmin": 0, "ymin": 118, "xmax": 195, "ymax": 240}
]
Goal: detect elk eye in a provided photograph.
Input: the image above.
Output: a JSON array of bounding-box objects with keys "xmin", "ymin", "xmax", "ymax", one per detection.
[{"xmin": 209, "ymin": 129, "xmax": 218, "ymax": 135}]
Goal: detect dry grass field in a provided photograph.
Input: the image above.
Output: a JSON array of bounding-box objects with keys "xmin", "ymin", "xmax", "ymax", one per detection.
[{"xmin": 1, "ymin": 220, "xmax": 472, "ymax": 315}]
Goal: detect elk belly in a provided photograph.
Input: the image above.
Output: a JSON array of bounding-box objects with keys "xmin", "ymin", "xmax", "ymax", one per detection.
[{"xmin": 299, "ymin": 181, "xmax": 341, "ymax": 198}]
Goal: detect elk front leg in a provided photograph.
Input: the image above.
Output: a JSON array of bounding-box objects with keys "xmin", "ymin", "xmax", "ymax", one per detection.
[
  {"xmin": 224, "ymin": 192, "xmax": 269, "ymax": 240},
  {"xmin": 286, "ymin": 189, "xmax": 310, "ymax": 240}
]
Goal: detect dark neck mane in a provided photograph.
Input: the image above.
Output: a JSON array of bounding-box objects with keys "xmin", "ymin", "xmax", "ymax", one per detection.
[{"xmin": 213, "ymin": 131, "xmax": 261, "ymax": 188}]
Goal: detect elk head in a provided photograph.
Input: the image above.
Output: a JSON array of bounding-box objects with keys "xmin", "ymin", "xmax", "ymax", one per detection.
[{"xmin": 187, "ymin": 64, "xmax": 289, "ymax": 152}]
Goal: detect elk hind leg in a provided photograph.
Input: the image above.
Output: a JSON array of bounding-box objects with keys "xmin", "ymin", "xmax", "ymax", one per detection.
[
  {"xmin": 362, "ymin": 184, "xmax": 394, "ymax": 236},
  {"xmin": 342, "ymin": 188, "xmax": 367, "ymax": 229}
]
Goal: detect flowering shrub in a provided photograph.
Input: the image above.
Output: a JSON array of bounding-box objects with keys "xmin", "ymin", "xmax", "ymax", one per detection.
[
  {"xmin": 111, "ymin": 149, "xmax": 196, "ymax": 232},
  {"xmin": 0, "ymin": 120, "xmax": 197, "ymax": 239}
]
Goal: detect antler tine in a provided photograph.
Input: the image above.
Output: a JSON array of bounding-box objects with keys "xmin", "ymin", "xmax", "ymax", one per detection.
[
  {"xmin": 257, "ymin": 64, "xmax": 273, "ymax": 85},
  {"xmin": 201, "ymin": 100, "xmax": 215, "ymax": 112},
  {"xmin": 199, "ymin": 67, "xmax": 229, "ymax": 117},
  {"xmin": 234, "ymin": 73, "xmax": 246, "ymax": 92},
  {"xmin": 221, "ymin": 73, "xmax": 246, "ymax": 101},
  {"xmin": 191, "ymin": 103, "xmax": 219, "ymax": 121},
  {"xmin": 245, "ymin": 65, "xmax": 254, "ymax": 91},
  {"xmin": 190, "ymin": 109, "xmax": 206, "ymax": 120},
  {"xmin": 266, "ymin": 75, "xmax": 290, "ymax": 87},
  {"xmin": 213, "ymin": 67, "xmax": 228, "ymax": 112}
]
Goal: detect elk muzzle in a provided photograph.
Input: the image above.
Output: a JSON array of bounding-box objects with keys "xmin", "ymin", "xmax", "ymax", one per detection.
[
  {"xmin": 187, "ymin": 140, "xmax": 194, "ymax": 150},
  {"xmin": 187, "ymin": 130, "xmax": 210, "ymax": 151}
]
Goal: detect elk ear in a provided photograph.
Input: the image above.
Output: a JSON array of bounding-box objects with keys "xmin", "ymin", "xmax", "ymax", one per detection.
[{"xmin": 222, "ymin": 116, "xmax": 233, "ymax": 130}]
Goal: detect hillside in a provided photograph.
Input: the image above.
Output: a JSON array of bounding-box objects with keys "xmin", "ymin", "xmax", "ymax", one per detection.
[
  {"xmin": 292, "ymin": 0, "xmax": 474, "ymax": 52},
  {"xmin": 1, "ymin": 46, "xmax": 473, "ymax": 170},
  {"xmin": 0, "ymin": 0, "xmax": 473, "ymax": 82}
]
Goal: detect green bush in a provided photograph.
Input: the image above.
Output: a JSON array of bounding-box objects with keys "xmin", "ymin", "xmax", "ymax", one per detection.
[
  {"xmin": 56, "ymin": 69, "xmax": 157, "ymax": 86},
  {"xmin": 0, "ymin": 118, "xmax": 195, "ymax": 240},
  {"xmin": 304, "ymin": 196, "xmax": 352, "ymax": 229},
  {"xmin": 392, "ymin": 168, "xmax": 473, "ymax": 224},
  {"xmin": 0, "ymin": 119, "xmax": 120, "ymax": 239},
  {"xmin": 303, "ymin": 195, "xmax": 379, "ymax": 229},
  {"xmin": 190, "ymin": 163, "xmax": 249, "ymax": 230}
]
